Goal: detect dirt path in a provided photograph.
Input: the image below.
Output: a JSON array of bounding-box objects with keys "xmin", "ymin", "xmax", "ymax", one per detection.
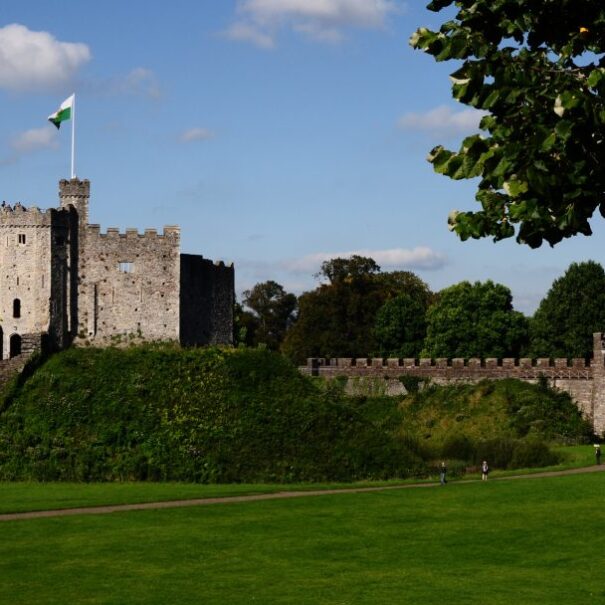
[{"xmin": 1, "ymin": 464, "xmax": 604, "ymax": 522}]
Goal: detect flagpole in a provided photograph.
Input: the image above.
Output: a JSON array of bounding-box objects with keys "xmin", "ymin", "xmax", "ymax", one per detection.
[{"xmin": 71, "ymin": 93, "xmax": 76, "ymax": 179}]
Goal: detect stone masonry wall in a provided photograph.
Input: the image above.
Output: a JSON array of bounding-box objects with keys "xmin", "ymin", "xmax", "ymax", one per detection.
[
  {"xmin": 179, "ymin": 254, "xmax": 234, "ymax": 346},
  {"xmin": 302, "ymin": 333, "xmax": 605, "ymax": 436},
  {"xmin": 80, "ymin": 225, "xmax": 181, "ymax": 345}
]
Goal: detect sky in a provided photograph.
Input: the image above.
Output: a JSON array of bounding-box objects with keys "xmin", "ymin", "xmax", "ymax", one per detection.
[{"xmin": 1, "ymin": 0, "xmax": 604, "ymax": 314}]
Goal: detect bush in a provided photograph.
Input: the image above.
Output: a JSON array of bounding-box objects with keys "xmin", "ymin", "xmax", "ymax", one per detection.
[
  {"xmin": 509, "ymin": 439, "xmax": 560, "ymax": 469},
  {"xmin": 441, "ymin": 433, "xmax": 476, "ymax": 461},
  {"xmin": 475, "ymin": 437, "xmax": 517, "ymax": 468}
]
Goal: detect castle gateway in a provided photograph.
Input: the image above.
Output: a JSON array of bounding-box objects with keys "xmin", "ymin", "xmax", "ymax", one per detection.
[{"xmin": 0, "ymin": 178, "xmax": 233, "ymax": 355}]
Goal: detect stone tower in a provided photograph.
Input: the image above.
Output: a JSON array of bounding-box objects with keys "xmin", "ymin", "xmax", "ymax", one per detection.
[{"xmin": 591, "ymin": 333, "xmax": 605, "ymax": 436}]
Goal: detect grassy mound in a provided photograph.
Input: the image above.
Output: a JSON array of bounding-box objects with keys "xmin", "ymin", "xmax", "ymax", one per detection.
[
  {"xmin": 0, "ymin": 347, "xmax": 423, "ymax": 483},
  {"xmin": 350, "ymin": 378, "xmax": 593, "ymax": 470}
]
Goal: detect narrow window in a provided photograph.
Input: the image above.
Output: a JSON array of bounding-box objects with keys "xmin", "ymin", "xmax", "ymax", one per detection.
[
  {"xmin": 16, "ymin": 277, "xmax": 19, "ymax": 286},
  {"xmin": 18, "ymin": 234, "xmax": 26, "ymax": 244},
  {"xmin": 13, "ymin": 298, "xmax": 21, "ymax": 318},
  {"xmin": 118, "ymin": 262, "xmax": 133, "ymax": 273}
]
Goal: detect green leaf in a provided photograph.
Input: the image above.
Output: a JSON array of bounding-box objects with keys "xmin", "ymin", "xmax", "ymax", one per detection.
[
  {"xmin": 587, "ymin": 68, "xmax": 605, "ymax": 88},
  {"xmin": 541, "ymin": 132, "xmax": 557, "ymax": 151},
  {"xmin": 554, "ymin": 120, "xmax": 573, "ymax": 141},
  {"xmin": 482, "ymin": 89, "xmax": 501, "ymax": 109},
  {"xmin": 503, "ymin": 179, "xmax": 529, "ymax": 197}
]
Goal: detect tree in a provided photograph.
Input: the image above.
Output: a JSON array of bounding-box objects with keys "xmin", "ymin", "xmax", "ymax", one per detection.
[
  {"xmin": 529, "ymin": 261, "xmax": 605, "ymax": 358},
  {"xmin": 373, "ymin": 294, "xmax": 428, "ymax": 358},
  {"xmin": 233, "ymin": 302, "xmax": 259, "ymax": 347},
  {"xmin": 281, "ymin": 257, "xmax": 433, "ymax": 362},
  {"xmin": 242, "ymin": 281, "xmax": 297, "ymax": 350},
  {"xmin": 317, "ymin": 255, "xmax": 380, "ymax": 284},
  {"xmin": 411, "ymin": 1, "xmax": 605, "ymax": 247},
  {"xmin": 421, "ymin": 280, "xmax": 528, "ymax": 358}
]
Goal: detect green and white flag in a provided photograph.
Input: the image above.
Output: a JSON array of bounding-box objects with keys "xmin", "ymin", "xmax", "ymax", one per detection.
[{"xmin": 48, "ymin": 94, "xmax": 74, "ymax": 129}]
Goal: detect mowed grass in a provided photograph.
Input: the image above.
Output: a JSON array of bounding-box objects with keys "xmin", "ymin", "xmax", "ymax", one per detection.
[
  {"xmin": 0, "ymin": 446, "xmax": 598, "ymax": 515},
  {"xmin": 1, "ymin": 473, "xmax": 604, "ymax": 605},
  {"xmin": 0, "ymin": 480, "xmax": 417, "ymax": 514}
]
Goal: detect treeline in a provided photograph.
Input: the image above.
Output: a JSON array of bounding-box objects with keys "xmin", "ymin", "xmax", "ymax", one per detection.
[{"xmin": 236, "ymin": 258, "xmax": 605, "ymax": 364}]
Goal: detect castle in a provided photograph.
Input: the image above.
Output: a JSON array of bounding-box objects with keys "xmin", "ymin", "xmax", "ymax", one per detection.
[{"xmin": 0, "ymin": 178, "xmax": 234, "ymax": 357}]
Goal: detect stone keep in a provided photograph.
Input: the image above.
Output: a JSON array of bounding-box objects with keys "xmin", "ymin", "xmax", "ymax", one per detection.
[{"xmin": 0, "ymin": 178, "xmax": 233, "ymax": 356}]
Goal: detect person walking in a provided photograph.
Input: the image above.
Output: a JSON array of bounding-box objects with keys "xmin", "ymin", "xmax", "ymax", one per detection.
[
  {"xmin": 595, "ymin": 444, "xmax": 601, "ymax": 465},
  {"xmin": 439, "ymin": 461, "xmax": 447, "ymax": 485},
  {"xmin": 481, "ymin": 460, "xmax": 489, "ymax": 481}
]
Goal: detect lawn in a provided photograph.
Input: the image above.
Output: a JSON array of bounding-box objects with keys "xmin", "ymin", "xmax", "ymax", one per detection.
[
  {"xmin": 0, "ymin": 480, "xmax": 412, "ymax": 514},
  {"xmin": 0, "ymin": 444, "xmax": 598, "ymax": 515},
  {"xmin": 1, "ymin": 473, "xmax": 604, "ymax": 604}
]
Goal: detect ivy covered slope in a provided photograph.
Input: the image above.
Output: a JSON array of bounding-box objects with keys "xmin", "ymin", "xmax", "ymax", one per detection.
[
  {"xmin": 393, "ymin": 379, "xmax": 593, "ymax": 468},
  {"xmin": 0, "ymin": 347, "xmax": 422, "ymax": 483},
  {"xmin": 402, "ymin": 379, "xmax": 592, "ymax": 441}
]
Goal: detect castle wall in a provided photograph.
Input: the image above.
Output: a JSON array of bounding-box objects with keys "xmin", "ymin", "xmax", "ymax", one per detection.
[
  {"xmin": 179, "ymin": 254, "xmax": 234, "ymax": 346},
  {"xmin": 302, "ymin": 344, "xmax": 605, "ymax": 436},
  {"xmin": 78, "ymin": 225, "xmax": 181, "ymax": 345}
]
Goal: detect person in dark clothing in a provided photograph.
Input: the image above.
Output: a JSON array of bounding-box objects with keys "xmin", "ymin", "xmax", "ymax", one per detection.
[
  {"xmin": 596, "ymin": 444, "xmax": 601, "ymax": 465},
  {"xmin": 481, "ymin": 460, "xmax": 489, "ymax": 481}
]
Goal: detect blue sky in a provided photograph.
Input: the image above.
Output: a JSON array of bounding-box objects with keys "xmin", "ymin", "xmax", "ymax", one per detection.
[{"xmin": 1, "ymin": 0, "xmax": 603, "ymax": 314}]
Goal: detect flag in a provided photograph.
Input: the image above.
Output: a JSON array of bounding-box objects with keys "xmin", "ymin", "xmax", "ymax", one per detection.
[{"xmin": 48, "ymin": 94, "xmax": 74, "ymax": 129}]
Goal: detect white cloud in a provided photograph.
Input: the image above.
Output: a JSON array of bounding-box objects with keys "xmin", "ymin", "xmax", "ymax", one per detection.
[
  {"xmin": 118, "ymin": 67, "xmax": 161, "ymax": 98},
  {"xmin": 226, "ymin": 0, "xmax": 402, "ymax": 47},
  {"xmin": 0, "ymin": 24, "xmax": 90, "ymax": 92},
  {"xmin": 10, "ymin": 127, "xmax": 58, "ymax": 154},
  {"xmin": 224, "ymin": 22, "xmax": 275, "ymax": 49},
  {"xmin": 397, "ymin": 105, "xmax": 487, "ymax": 136},
  {"xmin": 241, "ymin": 0, "xmax": 397, "ymax": 27},
  {"xmin": 83, "ymin": 67, "xmax": 161, "ymax": 99},
  {"xmin": 284, "ymin": 247, "xmax": 447, "ymax": 274},
  {"xmin": 179, "ymin": 128, "xmax": 215, "ymax": 143}
]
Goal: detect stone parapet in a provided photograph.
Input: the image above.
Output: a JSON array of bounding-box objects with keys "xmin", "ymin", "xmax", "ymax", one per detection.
[
  {"xmin": 88, "ymin": 225, "xmax": 181, "ymax": 239},
  {"xmin": 303, "ymin": 356, "xmax": 592, "ymax": 380}
]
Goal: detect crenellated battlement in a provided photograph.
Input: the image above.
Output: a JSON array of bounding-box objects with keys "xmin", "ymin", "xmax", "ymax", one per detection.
[
  {"xmin": 307, "ymin": 356, "xmax": 591, "ymax": 370},
  {"xmin": 303, "ymin": 356, "xmax": 593, "ymax": 381},
  {"xmin": 87, "ymin": 224, "xmax": 181, "ymax": 239},
  {"xmin": 59, "ymin": 178, "xmax": 90, "ymax": 198},
  {"xmin": 0, "ymin": 204, "xmax": 71, "ymax": 227}
]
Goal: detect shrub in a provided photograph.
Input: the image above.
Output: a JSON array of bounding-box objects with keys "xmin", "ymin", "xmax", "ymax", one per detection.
[
  {"xmin": 441, "ymin": 433, "xmax": 476, "ymax": 461},
  {"xmin": 475, "ymin": 437, "xmax": 517, "ymax": 468},
  {"xmin": 509, "ymin": 439, "xmax": 560, "ymax": 469},
  {"xmin": 398, "ymin": 375, "xmax": 424, "ymax": 394}
]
